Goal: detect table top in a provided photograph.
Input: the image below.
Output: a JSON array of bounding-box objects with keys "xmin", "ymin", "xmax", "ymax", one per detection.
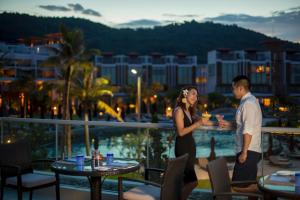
[
  {"xmin": 258, "ymin": 171, "xmax": 300, "ymax": 198},
  {"xmin": 51, "ymin": 158, "xmax": 140, "ymax": 177}
]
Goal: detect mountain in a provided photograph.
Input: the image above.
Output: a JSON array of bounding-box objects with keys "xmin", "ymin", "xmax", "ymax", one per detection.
[{"xmin": 1, "ymin": 12, "xmax": 300, "ymax": 62}]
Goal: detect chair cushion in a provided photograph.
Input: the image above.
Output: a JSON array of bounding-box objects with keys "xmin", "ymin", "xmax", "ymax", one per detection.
[
  {"xmin": 6, "ymin": 173, "xmax": 56, "ymax": 188},
  {"xmin": 123, "ymin": 184, "xmax": 160, "ymax": 200}
]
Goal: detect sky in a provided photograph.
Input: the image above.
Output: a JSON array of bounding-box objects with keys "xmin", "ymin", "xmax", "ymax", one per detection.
[{"xmin": 1, "ymin": 0, "xmax": 299, "ymax": 43}]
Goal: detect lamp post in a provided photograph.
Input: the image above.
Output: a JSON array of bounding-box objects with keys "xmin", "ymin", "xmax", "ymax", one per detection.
[{"xmin": 131, "ymin": 69, "xmax": 142, "ymax": 121}]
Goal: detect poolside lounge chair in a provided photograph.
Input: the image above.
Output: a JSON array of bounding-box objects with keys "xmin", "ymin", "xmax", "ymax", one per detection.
[
  {"xmin": 287, "ymin": 150, "xmax": 300, "ymax": 159},
  {"xmin": 207, "ymin": 157, "xmax": 263, "ymax": 200},
  {"xmin": 118, "ymin": 154, "xmax": 189, "ymax": 200},
  {"xmin": 268, "ymin": 155, "xmax": 292, "ymax": 167}
]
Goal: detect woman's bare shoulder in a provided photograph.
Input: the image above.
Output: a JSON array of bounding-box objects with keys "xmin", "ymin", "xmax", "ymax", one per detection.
[{"xmin": 173, "ymin": 107, "xmax": 183, "ymax": 116}]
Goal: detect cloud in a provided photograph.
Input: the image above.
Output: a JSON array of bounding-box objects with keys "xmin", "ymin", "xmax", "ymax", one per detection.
[
  {"xmin": 204, "ymin": 7, "xmax": 300, "ymax": 42},
  {"xmin": 68, "ymin": 3, "xmax": 84, "ymax": 12},
  {"xmin": 82, "ymin": 9, "xmax": 101, "ymax": 17},
  {"xmin": 38, "ymin": 3, "xmax": 101, "ymax": 17},
  {"xmin": 205, "ymin": 14, "xmax": 269, "ymax": 23},
  {"xmin": 117, "ymin": 19, "xmax": 162, "ymax": 28},
  {"xmin": 163, "ymin": 13, "xmax": 200, "ymax": 18},
  {"xmin": 38, "ymin": 5, "xmax": 70, "ymax": 12}
]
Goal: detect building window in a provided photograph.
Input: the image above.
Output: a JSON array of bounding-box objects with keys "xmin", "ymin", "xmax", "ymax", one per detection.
[
  {"xmin": 250, "ymin": 64, "xmax": 269, "ymax": 84},
  {"xmin": 178, "ymin": 67, "xmax": 192, "ymax": 85},
  {"xmin": 208, "ymin": 64, "xmax": 215, "ymax": 76},
  {"xmin": 101, "ymin": 66, "xmax": 116, "ymax": 84},
  {"xmin": 152, "ymin": 66, "xmax": 166, "ymax": 84},
  {"xmin": 291, "ymin": 64, "xmax": 300, "ymax": 84},
  {"xmin": 221, "ymin": 63, "xmax": 238, "ymax": 84},
  {"xmin": 96, "ymin": 57, "xmax": 102, "ymax": 63}
]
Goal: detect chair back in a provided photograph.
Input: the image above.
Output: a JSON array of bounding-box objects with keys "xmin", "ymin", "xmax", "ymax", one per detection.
[
  {"xmin": 207, "ymin": 157, "xmax": 232, "ymax": 200},
  {"xmin": 160, "ymin": 154, "xmax": 188, "ymax": 200},
  {"xmin": 0, "ymin": 139, "xmax": 32, "ymax": 176}
]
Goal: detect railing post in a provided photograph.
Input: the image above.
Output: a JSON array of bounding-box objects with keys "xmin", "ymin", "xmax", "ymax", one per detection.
[
  {"xmin": 288, "ymin": 134, "xmax": 295, "ymax": 152},
  {"xmin": 267, "ymin": 132, "xmax": 273, "ymax": 157},
  {"xmin": 261, "ymin": 131, "xmax": 264, "ymax": 186},
  {"xmin": 209, "ymin": 136, "xmax": 216, "ymax": 161},
  {"xmin": 146, "ymin": 128, "xmax": 150, "ymax": 168},
  {"xmin": 1, "ymin": 119, "xmax": 3, "ymax": 144},
  {"xmin": 55, "ymin": 124, "xmax": 58, "ymax": 160}
]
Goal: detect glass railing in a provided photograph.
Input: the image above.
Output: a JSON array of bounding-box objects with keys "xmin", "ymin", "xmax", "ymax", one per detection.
[
  {"xmin": 1, "ymin": 117, "xmax": 299, "ymax": 166},
  {"xmin": 1, "ymin": 116, "xmax": 299, "ymax": 194}
]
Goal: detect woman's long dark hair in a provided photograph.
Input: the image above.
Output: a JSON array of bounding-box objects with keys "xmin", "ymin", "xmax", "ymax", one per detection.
[{"xmin": 175, "ymin": 86, "xmax": 199, "ymax": 119}]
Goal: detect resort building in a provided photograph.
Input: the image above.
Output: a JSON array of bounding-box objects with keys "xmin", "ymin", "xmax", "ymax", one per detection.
[
  {"xmin": 94, "ymin": 52, "xmax": 198, "ymax": 89},
  {"xmin": 0, "ymin": 42, "xmax": 58, "ymax": 84},
  {"xmin": 206, "ymin": 49, "xmax": 300, "ymax": 97},
  {"xmin": 1, "ymin": 41, "xmax": 299, "ymax": 98}
]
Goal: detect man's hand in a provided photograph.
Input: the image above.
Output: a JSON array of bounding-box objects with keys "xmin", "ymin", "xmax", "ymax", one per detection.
[
  {"xmin": 218, "ymin": 119, "xmax": 232, "ymax": 129},
  {"xmin": 238, "ymin": 152, "xmax": 247, "ymax": 163}
]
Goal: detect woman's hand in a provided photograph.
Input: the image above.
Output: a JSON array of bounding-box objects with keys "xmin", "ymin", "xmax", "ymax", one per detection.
[
  {"xmin": 194, "ymin": 118, "xmax": 203, "ymax": 127},
  {"xmin": 201, "ymin": 118, "xmax": 214, "ymax": 126}
]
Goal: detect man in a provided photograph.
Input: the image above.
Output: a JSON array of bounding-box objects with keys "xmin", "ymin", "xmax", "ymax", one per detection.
[{"xmin": 219, "ymin": 75, "xmax": 262, "ymax": 184}]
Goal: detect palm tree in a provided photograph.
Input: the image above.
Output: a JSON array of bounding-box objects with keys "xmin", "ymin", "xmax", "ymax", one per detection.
[
  {"xmin": 122, "ymin": 82, "xmax": 164, "ymax": 116},
  {"xmin": 142, "ymin": 82, "xmax": 164, "ymax": 114},
  {"xmin": 71, "ymin": 63, "xmax": 123, "ymax": 156},
  {"xmin": 8, "ymin": 75, "xmax": 36, "ymax": 117},
  {"xmin": 44, "ymin": 26, "xmax": 98, "ymax": 157}
]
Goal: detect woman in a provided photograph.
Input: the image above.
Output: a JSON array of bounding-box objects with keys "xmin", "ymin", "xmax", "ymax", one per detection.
[{"xmin": 173, "ymin": 86, "xmax": 212, "ymax": 199}]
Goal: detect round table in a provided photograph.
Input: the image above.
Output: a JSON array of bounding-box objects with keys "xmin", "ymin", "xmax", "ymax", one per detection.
[
  {"xmin": 51, "ymin": 159, "xmax": 140, "ymax": 200},
  {"xmin": 258, "ymin": 173, "xmax": 300, "ymax": 200}
]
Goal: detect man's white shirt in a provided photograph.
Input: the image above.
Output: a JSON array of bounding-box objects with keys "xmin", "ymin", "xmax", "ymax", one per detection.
[{"xmin": 235, "ymin": 92, "xmax": 262, "ymax": 153}]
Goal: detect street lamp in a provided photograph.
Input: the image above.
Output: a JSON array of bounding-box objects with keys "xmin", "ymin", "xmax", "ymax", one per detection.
[{"xmin": 131, "ymin": 69, "xmax": 142, "ymax": 121}]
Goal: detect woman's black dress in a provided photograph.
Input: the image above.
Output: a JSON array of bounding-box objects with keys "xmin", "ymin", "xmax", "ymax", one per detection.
[{"xmin": 175, "ymin": 110, "xmax": 197, "ymax": 184}]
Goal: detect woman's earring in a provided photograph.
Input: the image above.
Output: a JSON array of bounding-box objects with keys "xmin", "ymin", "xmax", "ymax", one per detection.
[{"xmin": 182, "ymin": 98, "xmax": 187, "ymax": 104}]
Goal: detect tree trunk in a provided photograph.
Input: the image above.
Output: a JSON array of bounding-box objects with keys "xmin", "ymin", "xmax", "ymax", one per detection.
[
  {"xmin": 84, "ymin": 107, "xmax": 91, "ymax": 156},
  {"xmin": 63, "ymin": 66, "xmax": 72, "ymax": 158},
  {"xmin": 146, "ymin": 98, "xmax": 151, "ymax": 114}
]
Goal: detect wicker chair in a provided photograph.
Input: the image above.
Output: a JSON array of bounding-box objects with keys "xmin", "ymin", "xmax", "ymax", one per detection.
[
  {"xmin": 118, "ymin": 154, "xmax": 189, "ymax": 200},
  {"xmin": 0, "ymin": 140, "xmax": 59, "ymax": 200},
  {"xmin": 207, "ymin": 157, "xmax": 263, "ymax": 200}
]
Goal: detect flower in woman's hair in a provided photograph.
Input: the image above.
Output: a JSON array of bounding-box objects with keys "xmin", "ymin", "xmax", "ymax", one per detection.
[{"xmin": 182, "ymin": 89, "xmax": 189, "ymax": 97}]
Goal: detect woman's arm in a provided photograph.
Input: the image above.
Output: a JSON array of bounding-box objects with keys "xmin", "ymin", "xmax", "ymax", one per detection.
[{"xmin": 174, "ymin": 108, "xmax": 202, "ymax": 136}]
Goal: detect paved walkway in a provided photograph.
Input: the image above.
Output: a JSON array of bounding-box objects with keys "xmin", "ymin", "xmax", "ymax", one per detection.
[
  {"xmin": 2, "ymin": 185, "xmax": 116, "ymax": 200},
  {"xmin": 2, "ymin": 184, "xmax": 212, "ymax": 200}
]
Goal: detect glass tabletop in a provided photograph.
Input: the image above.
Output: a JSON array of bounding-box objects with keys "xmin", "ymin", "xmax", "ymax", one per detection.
[
  {"xmin": 51, "ymin": 158, "xmax": 140, "ymax": 176},
  {"xmin": 258, "ymin": 172, "xmax": 300, "ymax": 196}
]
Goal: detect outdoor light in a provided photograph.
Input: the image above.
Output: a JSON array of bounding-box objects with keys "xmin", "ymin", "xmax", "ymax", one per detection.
[
  {"xmin": 53, "ymin": 106, "xmax": 58, "ymax": 116},
  {"xmin": 130, "ymin": 68, "xmax": 142, "ymax": 121},
  {"xmin": 131, "ymin": 69, "xmax": 137, "ymax": 74},
  {"xmin": 7, "ymin": 139, "xmax": 11, "ymax": 144},
  {"xmin": 166, "ymin": 106, "xmax": 173, "ymax": 117},
  {"xmin": 262, "ymin": 98, "xmax": 271, "ymax": 107},
  {"xmin": 279, "ymin": 107, "xmax": 288, "ymax": 112},
  {"xmin": 20, "ymin": 93, "xmax": 25, "ymax": 107},
  {"xmin": 154, "ymin": 94, "xmax": 158, "ymax": 99}
]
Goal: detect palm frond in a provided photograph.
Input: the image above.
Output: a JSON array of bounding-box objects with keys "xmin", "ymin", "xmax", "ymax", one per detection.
[{"xmin": 98, "ymin": 101, "xmax": 124, "ymax": 122}]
